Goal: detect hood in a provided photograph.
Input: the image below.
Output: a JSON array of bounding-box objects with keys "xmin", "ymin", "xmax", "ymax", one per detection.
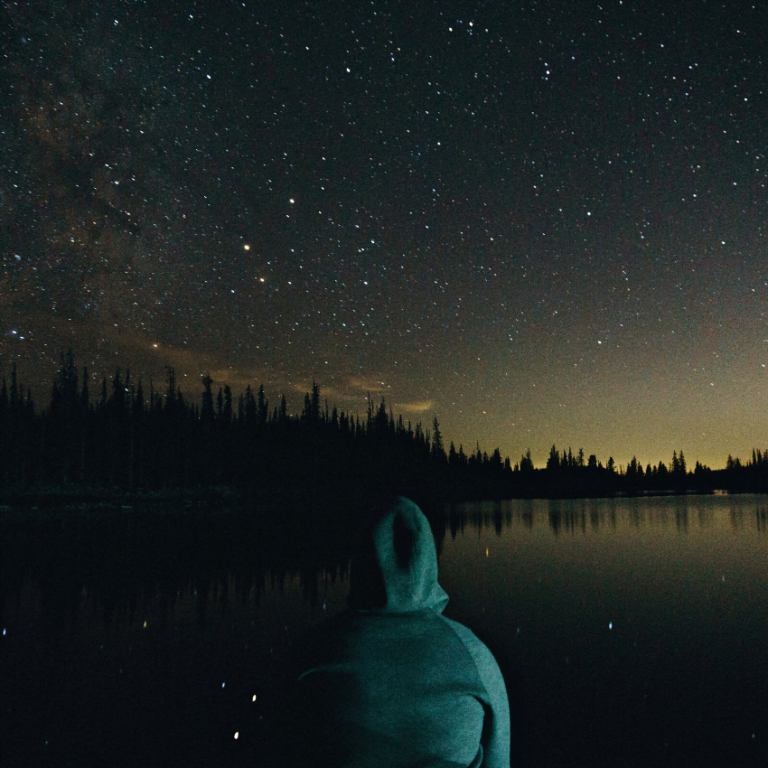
[{"xmin": 347, "ymin": 497, "xmax": 449, "ymax": 614}]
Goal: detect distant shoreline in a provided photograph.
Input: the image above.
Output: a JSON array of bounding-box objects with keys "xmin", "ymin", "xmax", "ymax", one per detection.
[{"xmin": 0, "ymin": 484, "xmax": 752, "ymax": 515}]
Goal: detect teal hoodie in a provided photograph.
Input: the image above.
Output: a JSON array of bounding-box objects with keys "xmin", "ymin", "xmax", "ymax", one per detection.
[{"xmin": 262, "ymin": 497, "xmax": 511, "ymax": 767}]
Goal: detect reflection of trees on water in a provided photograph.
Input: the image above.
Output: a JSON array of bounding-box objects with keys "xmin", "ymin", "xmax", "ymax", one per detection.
[
  {"xmin": 2, "ymin": 499, "xmax": 765, "ymax": 629},
  {"xmin": 444, "ymin": 498, "xmax": 768, "ymax": 540},
  {"xmin": 446, "ymin": 500, "xmax": 510, "ymax": 540},
  {"xmin": 1, "ymin": 507, "xmax": 359, "ymax": 629}
]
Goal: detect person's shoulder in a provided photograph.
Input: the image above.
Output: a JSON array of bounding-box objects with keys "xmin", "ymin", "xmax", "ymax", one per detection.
[
  {"xmin": 437, "ymin": 615, "xmax": 503, "ymax": 682},
  {"xmin": 438, "ymin": 615, "xmax": 487, "ymax": 653}
]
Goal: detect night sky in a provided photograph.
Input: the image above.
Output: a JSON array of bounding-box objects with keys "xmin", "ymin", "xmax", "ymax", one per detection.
[{"xmin": 2, "ymin": 0, "xmax": 766, "ymax": 470}]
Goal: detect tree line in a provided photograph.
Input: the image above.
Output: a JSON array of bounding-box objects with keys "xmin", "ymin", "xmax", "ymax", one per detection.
[{"xmin": 1, "ymin": 351, "xmax": 767, "ymax": 503}]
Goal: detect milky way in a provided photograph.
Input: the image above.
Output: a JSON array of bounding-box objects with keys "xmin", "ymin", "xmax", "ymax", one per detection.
[{"xmin": 1, "ymin": 0, "xmax": 766, "ymax": 468}]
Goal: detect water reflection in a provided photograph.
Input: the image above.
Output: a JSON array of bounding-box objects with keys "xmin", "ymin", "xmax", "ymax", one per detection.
[
  {"xmin": 447, "ymin": 494, "xmax": 767, "ymax": 539},
  {"xmin": 436, "ymin": 495, "xmax": 768, "ymax": 768},
  {"xmin": 1, "ymin": 506, "xmax": 356, "ymax": 633},
  {"xmin": 3, "ymin": 495, "xmax": 765, "ymax": 631}
]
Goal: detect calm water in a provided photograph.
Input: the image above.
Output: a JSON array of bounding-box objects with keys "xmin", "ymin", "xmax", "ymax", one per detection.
[{"xmin": 1, "ymin": 495, "xmax": 766, "ymax": 767}]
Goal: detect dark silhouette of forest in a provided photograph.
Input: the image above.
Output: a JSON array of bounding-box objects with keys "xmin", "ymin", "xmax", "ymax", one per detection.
[{"xmin": 1, "ymin": 351, "xmax": 768, "ymax": 505}]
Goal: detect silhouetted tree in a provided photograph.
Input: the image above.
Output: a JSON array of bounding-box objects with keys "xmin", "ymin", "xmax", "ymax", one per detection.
[
  {"xmin": 431, "ymin": 417, "xmax": 444, "ymax": 461},
  {"xmin": 201, "ymin": 374, "xmax": 214, "ymax": 426},
  {"xmin": 223, "ymin": 385, "xmax": 232, "ymax": 424},
  {"xmin": 257, "ymin": 385, "xmax": 268, "ymax": 425},
  {"xmin": 4, "ymin": 354, "xmax": 761, "ymax": 502},
  {"xmin": 547, "ymin": 444, "xmax": 559, "ymax": 471},
  {"xmin": 311, "ymin": 381, "xmax": 320, "ymax": 423},
  {"xmin": 626, "ymin": 456, "xmax": 639, "ymax": 484}
]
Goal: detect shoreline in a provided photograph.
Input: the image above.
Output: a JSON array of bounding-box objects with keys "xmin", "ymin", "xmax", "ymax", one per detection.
[{"xmin": 0, "ymin": 484, "xmax": 753, "ymax": 515}]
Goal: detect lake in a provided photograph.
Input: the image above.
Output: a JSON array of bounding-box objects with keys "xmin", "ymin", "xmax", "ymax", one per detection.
[{"xmin": 1, "ymin": 494, "xmax": 766, "ymax": 767}]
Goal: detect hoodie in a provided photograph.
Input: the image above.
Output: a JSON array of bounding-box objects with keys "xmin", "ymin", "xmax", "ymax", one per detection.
[{"xmin": 262, "ymin": 497, "xmax": 511, "ymax": 767}]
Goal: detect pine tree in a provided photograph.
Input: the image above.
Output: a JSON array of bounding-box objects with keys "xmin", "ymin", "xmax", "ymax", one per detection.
[
  {"xmin": 375, "ymin": 398, "xmax": 388, "ymax": 434},
  {"xmin": 311, "ymin": 381, "xmax": 321, "ymax": 423},
  {"xmin": 223, "ymin": 385, "xmax": 232, "ymax": 424},
  {"xmin": 81, "ymin": 367, "xmax": 89, "ymax": 409},
  {"xmin": 547, "ymin": 444, "xmax": 559, "ymax": 471},
  {"xmin": 257, "ymin": 385, "xmax": 268, "ymax": 425},
  {"xmin": 10, "ymin": 362, "xmax": 18, "ymax": 408},
  {"xmin": 201, "ymin": 374, "xmax": 214, "ymax": 424},
  {"xmin": 431, "ymin": 416, "xmax": 444, "ymax": 460},
  {"xmin": 244, "ymin": 386, "xmax": 256, "ymax": 425},
  {"xmin": 520, "ymin": 449, "xmax": 534, "ymax": 473}
]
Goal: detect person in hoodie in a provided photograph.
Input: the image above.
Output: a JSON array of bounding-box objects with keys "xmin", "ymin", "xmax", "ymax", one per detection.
[{"xmin": 261, "ymin": 496, "xmax": 511, "ymax": 767}]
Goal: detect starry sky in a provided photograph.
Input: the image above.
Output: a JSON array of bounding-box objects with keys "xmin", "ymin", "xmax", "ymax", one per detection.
[{"xmin": 1, "ymin": 0, "xmax": 766, "ymax": 470}]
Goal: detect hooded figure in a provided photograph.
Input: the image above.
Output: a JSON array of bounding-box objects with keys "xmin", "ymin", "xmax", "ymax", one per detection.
[{"xmin": 262, "ymin": 497, "xmax": 510, "ymax": 767}]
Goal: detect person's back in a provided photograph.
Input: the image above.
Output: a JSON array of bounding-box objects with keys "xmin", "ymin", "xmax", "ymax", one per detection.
[{"xmin": 262, "ymin": 497, "xmax": 510, "ymax": 767}]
